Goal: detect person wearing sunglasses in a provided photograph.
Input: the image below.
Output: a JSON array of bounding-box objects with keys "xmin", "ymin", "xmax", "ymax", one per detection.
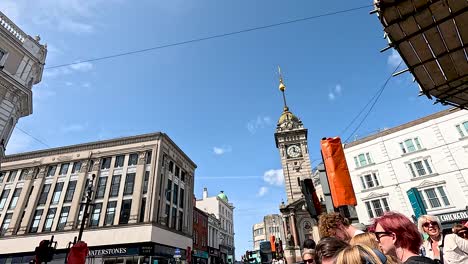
[
  {"xmin": 453, "ymin": 224, "xmax": 468, "ymax": 240},
  {"xmin": 335, "ymin": 244, "xmax": 388, "ymax": 264},
  {"xmin": 417, "ymin": 215, "xmax": 443, "ymax": 261},
  {"xmin": 440, "ymin": 224, "xmax": 468, "ymax": 264},
  {"xmin": 302, "ymin": 248, "xmax": 315, "ymax": 264},
  {"xmin": 371, "ymin": 212, "xmax": 436, "ymax": 264}
]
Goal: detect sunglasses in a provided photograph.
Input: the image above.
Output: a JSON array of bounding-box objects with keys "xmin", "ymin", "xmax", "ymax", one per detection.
[
  {"xmin": 304, "ymin": 259, "xmax": 314, "ymax": 264},
  {"xmin": 422, "ymin": 221, "xmax": 439, "ymax": 228},
  {"xmin": 457, "ymin": 230, "xmax": 468, "ymax": 237},
  {"xmin": 373, "ymin": 231, "xmax": 393, "ymax": 242}
]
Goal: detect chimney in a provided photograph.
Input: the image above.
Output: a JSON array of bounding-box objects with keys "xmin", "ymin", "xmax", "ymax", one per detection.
[{"xmin": 203, "ymin": 187, "xmax": 208, "ymax": 199}]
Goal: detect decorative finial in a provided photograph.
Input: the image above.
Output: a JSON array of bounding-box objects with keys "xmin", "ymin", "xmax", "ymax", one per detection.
[{"xmin": 278, "ymin": 66, "xmax": 288, "ymax": 109}]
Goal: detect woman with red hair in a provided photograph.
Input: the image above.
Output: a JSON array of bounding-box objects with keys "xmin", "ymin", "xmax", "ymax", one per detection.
[{"xmin": 371, "ymin": 212, "xmax": 436, "ymax": 264}]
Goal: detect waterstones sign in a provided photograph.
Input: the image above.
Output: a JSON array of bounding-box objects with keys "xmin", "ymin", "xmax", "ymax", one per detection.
[
  {"xmin": 89, "ymin": 248, "xmax": 128, "ymax": 257},
  {"xmin": 437, "ymin": 210, "xmax": 468, "ymax": 223}
]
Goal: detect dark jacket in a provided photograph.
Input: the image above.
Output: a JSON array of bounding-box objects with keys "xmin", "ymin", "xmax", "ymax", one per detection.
[{"xmin": 404, "ymin": 256, "xmax": 438, "ymax": 264}]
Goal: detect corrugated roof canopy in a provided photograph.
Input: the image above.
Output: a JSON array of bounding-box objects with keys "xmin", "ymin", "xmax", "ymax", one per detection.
[{"xmin": 374, "ymin": 0, "xmax": 468, "ymax": 109}]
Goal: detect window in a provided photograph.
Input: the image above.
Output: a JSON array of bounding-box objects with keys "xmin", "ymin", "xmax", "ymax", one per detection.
[
  {"xmin": 119, "ymin": 200, "xmax": 132, "ymax": 224},
  {"xmin": 57, "ymin": 207, "xmax": 70, "ymax": 231},
  {"xmin": 51, "ymin": 182, "xmax": 64, "ymax": 204},
  {"xmin": 64, "ymin": 181, "xmax": 77, "ymax": 202},
  {"xmin": 43, "ymin": 208, "xmax": 57, "ymax": 232},
  {"xmin": 180, "ymin": 188, "xmax": 185, "ymax": 208},
  {"xmin": 105, "ymin": 201, "xmax": 117, "ymax": 226},
  {"xmin": 38, "ymin": 184, "xmax": 51, "ymax": 205},
  {"xmin": 175, "ymin": 166, "xmax": 180, "ymax": 177},
  {"xmin": 171, "ymin": 206, "xmax": 177, "ymax": 228},
  {"xmin": 0, "ymin": 172, "xmax": 4, "ymax": 183},
  {"xmin": 0, "ymin": 50, "xmax": 4, "ymax": 61},
  {"xmin": 408, "ymin": 159, "xmax": 434, "ymax": 177},
  {"xmin": 181, "ymin": 170, "xmax": 186, "ymax": 182},
  {"xmin": 96, "ymin": 177, "xmax": 107, "ymax": 198},
  {"xmin": 101, "ymin": 157, "xmax": 111, "ymax": 170},
  {"xmin": 419, "ymin": 186, "xmax": 451, "ymax": 210},
  {"xmin": 179, "ymin": 211, "xmax": 184, "ymax": 231},
  {"xmin": 0, "ymin": 189, "xmax": 10, "ymax": 210},
  {"xmin": 456, "ymin": 121, "xmax": 468, "ymax": 137},
  {"xmin": 400, "ymin": 138, "xmax": 423, "ymax": 154},
  {"xmin": 1, "ymin": 213, "xmax": 12, "ymax": 236},
  {"xmin": 90, "ymin": 203, "xmax": 102, "ymax": 227},
  {"xmin": 365, "ymin": 198, "xmax": 390, "ymax": 218},
  {"xmin": 128, "ymin": 153, "xmax": 138, "ymax": 166},
  {"xmin": 6, "ymin": 170, "xmax": 17, "ymax": 182},
  {"xmin": 169, "ymin": 161, "xmax": 174, "ymax": 173},
  {"xmin": 110, "ymin": 175, "xmax": 121, "ymax": 197},
  {"xmin": 76, "ymin": 204, "xmax": 85, "ymax": 228},
  {"xmin": 115, "ymin": 155, "xmax": 124, "ymax": 168},
  {"xmin": 173, "ymin": 184, "xmax": 179, "ymax": 206},
  {"xmin": 71, "ymin": 161, "xmax": 82, "ymax": 174},
  {"xmin": 8, "ymin": 188, "xmax": 22, "ymax": 209},
  {"xmin": 47, "ymin": 165, "xmax": 57, "ymax": 177},
  {"xmin": 139, "ymin": 198, "xmax": 146, "ymax": 223},
  {"xmin": 143, "ymin": 171, "xmax": 149, "ymax": 194},
  {"xmin": 166, "ymin": 179, "xmax": 172, "ymax": 201},
  {"xmin": 165, "ymin": 204, "xmax": 170, "ymax": 226},
  {"xmin": 146, "ymin": 151, "xmax": 152, "ymax": 164},
  {"xmin": 88, "ymin": 160, "xmax": 95, "ymax": 172},
  {"xmin": 59, "ymin": 163, "xmax": 70, "ymax": 175},
  {"xmin": 353, "ymin": 153, "xmax": 373, "ymax": 168},
  {"xmin": 360, "ymin": 173, "xmax": 380, "ymax": 189},
  {"xmin": 18, "ymin": 169, "xmax": 28, "ymax": 181},
  {"xmin": 123, "ymin": 173, "xmax": 135, "ymax": 195}
]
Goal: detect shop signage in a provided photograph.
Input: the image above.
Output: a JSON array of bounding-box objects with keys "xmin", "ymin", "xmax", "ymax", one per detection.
[
  {"xmin": 437, "ymin": 210, "xmax": 468, "ymax": 223},
  {"xmin": 174, "ymin": 248, "xmax": 182, "ymax": 259},
  {"xmin": 89, "ymin": 248, "xmax": 128, "ymax": 257},
  {"xmin": 193, "ymin": 250, "xmax": 209, "ymax": 259},
  {"xmin": 208, "ymin": 248, "xmax": 220, "ymax": 257}
]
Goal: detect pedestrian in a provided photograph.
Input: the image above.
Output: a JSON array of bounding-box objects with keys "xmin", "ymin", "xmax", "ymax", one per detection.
[
  {"xmin": 441, "ymin": 224, "xmax": 468, "ymax": 264},
  {"xmin": 302, "ymin": 248, "xmax": 315, "ymax": 264},
  {"xmin": 303, "ymin": 239, "xmax": 316, "ymax": 249},
  {"xmin": 452, "ymin": 224, "xmax": 468, "ymax": 240},
  {"xmin": 318, "ymin": 212, "xmax": 364, "ymax": 241},
  {"xmin": 417, "ymin": 215, "xmax": 443, "ymax": 262},
  {"xmin": 314, "ymin": 237, "xmax": 348, "ymax": 264},
  {"xmin": 372, "ymin": 212, "xmax": 436, "ymax": 264},
  {"xmin": 335, "ymin": 244, "xmax": 387, "ymax": 264}
]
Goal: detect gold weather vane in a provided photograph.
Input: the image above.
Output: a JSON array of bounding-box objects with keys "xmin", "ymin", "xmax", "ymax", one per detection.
[{"xmin": 278, "ymin": 66, "xmax": 288, "ymax": 109}]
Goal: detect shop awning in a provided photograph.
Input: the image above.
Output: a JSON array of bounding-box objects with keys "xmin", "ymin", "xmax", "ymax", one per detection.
[{"xmin": 373, "ymin": 0, "xmax": 468, "ymax": 109}]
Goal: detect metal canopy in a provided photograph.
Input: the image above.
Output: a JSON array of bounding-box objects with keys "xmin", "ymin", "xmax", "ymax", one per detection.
[{"xmin": 374, "ymin": 0, "xmax": 468, "ymax": 109}]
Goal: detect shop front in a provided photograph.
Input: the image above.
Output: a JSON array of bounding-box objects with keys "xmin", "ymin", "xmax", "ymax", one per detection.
[
  {"xmin": 207, "ymin": 247, "xmax": 220, "ymax": 264},
  {"xmin": 192, "ymin": 250, "xmax": 208, "ymax": 264},
  {"xmin": 0, "ymin": 242, "xmax": 187, "ymax": 264},
  {"xmin": 436, "ymin": 209, "xmax": 468, "ymax": 231}
]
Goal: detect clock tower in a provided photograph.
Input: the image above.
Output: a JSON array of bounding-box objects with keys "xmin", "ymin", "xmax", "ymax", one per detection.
[{"xmin": 274, "ymin": 69, "xmax": 319, "ymax": 264}]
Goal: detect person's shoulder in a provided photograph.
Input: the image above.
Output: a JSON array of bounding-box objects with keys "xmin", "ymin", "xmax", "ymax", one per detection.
[{"xmin": 404, "ymin": 256, "xmax": 438, "ymax": 264}]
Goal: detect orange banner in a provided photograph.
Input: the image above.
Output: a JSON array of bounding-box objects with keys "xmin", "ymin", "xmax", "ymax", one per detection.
[{"xmin": 320, "ymin": 137, "xmax": 357, "ymax": 207}]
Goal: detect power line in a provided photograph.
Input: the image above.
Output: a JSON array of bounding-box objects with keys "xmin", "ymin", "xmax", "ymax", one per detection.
[
  {"xmin": 44, "ymin": 4, "xmax": 372, "ymax": 70},
  {"xmin": 15, "ymin": 126, "xmax": 51, "ymax": 148},
  {"xmin": 343, "ymin": 61, "xmax": 404, "ymax": 143}
]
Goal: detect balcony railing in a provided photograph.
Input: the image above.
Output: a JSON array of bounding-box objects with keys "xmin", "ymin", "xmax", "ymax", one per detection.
[{"xmin": 0, "ymin": 11, "xmax": 26, "ymax": 43}]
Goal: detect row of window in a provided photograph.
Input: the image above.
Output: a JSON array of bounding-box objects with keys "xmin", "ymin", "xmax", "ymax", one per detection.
[
  {"xmin": 253, "ymin": 228, "xmax": 264, "ymax": 236},
  {"xmin": 0, "ymin": 151, "xmax": 152, "ymax": 184},
  {"xmin": 268, "ymin": 226, "xmax": 280, "ymax": 234},
  {"xmin": 193, "ymin": 211, "xmax": 207, "ymax": 227},
  {"xmin": 456, "ymin": 121, "xmax": 468, "ymax": 138},
  {"xmin": 364, "ymin": 186, "xmax": 451, "ymax": 219},
  {"xmin": 193, "ymin": 230, "xmax": 207, "ymax": 247},
  {"xmin": 165, "ymin": 156, "xmax": 187, "ymax": 183}
]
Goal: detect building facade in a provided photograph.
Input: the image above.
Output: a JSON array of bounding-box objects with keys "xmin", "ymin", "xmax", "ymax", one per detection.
[
  {"xmin": 206, "ymin": 213, "xmax": 221, "ymax": 264},
  {"xmin": 0, "ymin": 132, "xmax": 196, "ymax": 264},
  {"xmin": 193, "ymin": 207, "xmax": 208, "ymax": 264},
  {"xmin": 343, "ymin": 108, "xmax": 468, "ymax": 229},
  {"xmin": 0, "ymin": 11, "xmax": 47, "ymax": 162},
  {"xmin": 252, "ymin": 222, "xmax": 265, "ymax": 251},
  {"xmin": 196, "ymin": 188, "xmax": 235, "ymax": 264},
  {"xmin": 274, "ymin": 76, "xmax": 319, "ymax": 264}
]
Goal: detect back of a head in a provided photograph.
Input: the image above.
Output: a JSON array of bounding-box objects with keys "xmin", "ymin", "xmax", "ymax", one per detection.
[
  {"xmin": 315, "ymin": 237, "xmax": 348, "ymax": 264},
  {"xmin": 335, "ymin": 245, "xmax": 384, "ymax": 264},
  {"xmin": 371, "ymin": 212, "xmax": 422, "ymax": 254},
  {"xmin": 303, "ymin": 239, "xmax": 316, "ymax": 249},
  {"xmin": 349, "ymin": 233, "xmax": 379, "ymax": 250},
  {"xmin": 453, "ymin": 224, "xmax": 465, "ymax": 234},
  {"xmin": 318, "ymin": 213, "xmax": 350, "ymax": 238}
]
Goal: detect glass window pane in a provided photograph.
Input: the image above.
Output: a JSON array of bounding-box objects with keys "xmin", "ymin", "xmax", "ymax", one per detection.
[
  {"xmin": 0, "ymin": 189, "xmax": 10, "ymax": 210},
  {"xmin": 373, "ymin": 173, "xmax": 380, "ymax": 186},
  {"xmin": 52, "ymin": 182, "xmax": 64, "ymax": 204},
  {"xmin": 128, "ymin": 154, "xmax": 138, "ymax": 166},
  {"xmin": 8, "ymin": 188, "xmax": 22, "ymax": 209},
  {"xmin": 365, "ymin": 153, "xmax": 372, "ymax": 163},
  {"xmin": 30, "ymin": 209, "xmax": 43, "ymax": 233},
  {"xmin": 405, "ymin": 139, "xmax": 416, "ymax": 152},
  {"xmin": 173, "ymin": 184, "xmax": 179, "ymax": 205},
  {"xmin": 382, "ymin": 198, "xmax": 390, "ymax": 211},
  {"xmin": 424, "ymin": 189, "xmax": 441, "ymax": 208},
  {"xmin": 43, "ymin": 208, "xmax": 57, "ymax": 232},
  {"xmin": 180, "ymin": 188, "xmax": 184, "ymax": 208},
  {"xmin": 372, "ymin": 199, "xmax": 384, "ymax": 217},
  {"xmin": 414, "ymin": 138, "xmax": 422, "ymax": 150},
  {"xmin": 18, "ymin": 169, "xmax": 28, "ymax": 181},
  {"xmin": 1, "ymin": 213, "xmax": 13, "ymax": 236},
  {"xmin": 399, "ymin": 143, "xmax": 406, "ymax": 154},
  {"xmin": 57, "ymin": 207, "xmax": 70, "ymax": 231},
  {"xmin": 365, "ymin": 202, "xmax": 374, "ymax": 218},
  {"xmin": 414, "ymin": 161, "xmax": 426, "ymax": 176},
  {"xmin": 96, "ymin": 177, "xmax": 108, "ymax": 198},
  {"xmin": 364, "ymin": 174, "xmax": 374, "ymax": 188},
  {"xmin": 110, "ymin": 175, "xmax": 121, "ymax": 197},
  {"xmin": 47, "ymin": 166, "xmax": 57, "ymax": 177},
  {"xmin": 105, "ymin": 201, "xmax": 117, "ymax": 226},
  {"xmin": 123, "ymin": 173, "xmax": 135, "ymax": 195},
  {"xmin": 65, "ymin": 181, "xmax": 77, "ymax": 202},
  {"xmin": 360, "ymin": 177, "xmax": 366, "ymax": 189},
  {"xmin": 119, "ymin": 200, "xmax": 132, "ymax": 224},
  {"xmin": 437, "ymin": 187, "xmax": 450, "ymax": 206},
  {"xmin": 354, "ymin": 157, "xmax": 359, "ymax": 167},
  {"xmin": 115, "ymin": 156, "xmax": 124, "ymax": 168},
  {"xmin": 424, "ymin": 159, "xmax": 433, "ymax": 174},
  {"xmin": 7, "ymin": 170, "xmax": 17, "ymax": 182},
  {"xmin": 463, "ymin": 121, "xmax": 468, "ymax": 133},
  {"xmin": 59, "ymin": 163, "xmax": 69, "ymax": 175},
  {"xmin": 38, "ymin": 184, "xmax": 51, "ymax": 205},
  {"xmin": 143, "ymin": 171, "xmax": 149, "ymax": 194},
  {"xmin": 71, "ymin": 161, "xmax": 82, "ymax": 174},
  {"xmin": 90, "ymin": 203, "xmax": 102, "ymax": 227},
  {"xmin": 358, "ymin": 154, "xmax": 367, "ymax": 166}
]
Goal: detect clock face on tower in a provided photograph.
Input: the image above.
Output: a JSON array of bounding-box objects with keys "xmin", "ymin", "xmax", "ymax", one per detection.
[{"xmin": 286, "ymin": 144, "xmax": 302, "ymax": 158}]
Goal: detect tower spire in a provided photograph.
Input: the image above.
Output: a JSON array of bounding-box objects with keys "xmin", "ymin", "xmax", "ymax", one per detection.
[{"xmin": 278, "ymin": 66, "xmax": 288, "ymax": 111}]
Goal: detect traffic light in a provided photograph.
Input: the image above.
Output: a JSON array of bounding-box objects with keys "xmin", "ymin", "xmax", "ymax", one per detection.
[
  {"xmin": 35, "ymin": 240, "xmax": 55, "ymax": 263},
  {"xmin": 300, "ymin": 178, "xmax": 322, "ymax": 218}
]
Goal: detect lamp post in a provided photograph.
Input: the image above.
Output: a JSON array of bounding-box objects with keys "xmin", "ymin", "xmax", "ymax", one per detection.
[{"xmin": 77, "ymin": 174, "xmax": 96, "ymax": 242}]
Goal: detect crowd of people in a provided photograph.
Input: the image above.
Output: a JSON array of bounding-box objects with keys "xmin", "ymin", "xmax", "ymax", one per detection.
[{"xmin": 302, "ymin": 211, "xmax": 468, "ymax": 264}]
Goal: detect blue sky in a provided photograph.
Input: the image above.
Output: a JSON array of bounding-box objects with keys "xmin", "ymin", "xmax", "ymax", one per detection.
[{"xmin": 1, "ymin": 0, "xmax": 447, "ymax": 259}]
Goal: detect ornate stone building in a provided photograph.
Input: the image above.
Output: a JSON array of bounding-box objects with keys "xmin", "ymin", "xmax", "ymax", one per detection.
[
  {"xmin": 0, "ymin": 132, "xmax": 195, "ymax": 264},
  {"xmin": 0, "ymin": 11, "xmax": 47, "ymax": 162},
  {"xmin": 274, "ymin": 75, "xmax": 319, "ymax": 263}
]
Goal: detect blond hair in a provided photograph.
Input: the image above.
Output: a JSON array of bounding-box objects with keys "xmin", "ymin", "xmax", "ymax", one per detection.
[
  {"xmin": 335, "ymin": 245, "xmax": 384, "ymax": 264},
  {"xmin": 417, "ymin": 215, "xmax": 442, "ymax": 234},
  {"xmin": 349, "ymin": 233, "xmax": 379, "ymax": 249}
]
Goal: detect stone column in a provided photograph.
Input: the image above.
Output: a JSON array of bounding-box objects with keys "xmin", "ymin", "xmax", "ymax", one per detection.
[
  {"xmin": 129, "ymin": 152, "xmax": 146, "ymax": 223},
  {"xmin": 16, "ymin": 167, "xmax": 44, "ymax": 235},
  {"xmin": 6, "ymin": 169, "xmax": 35, "ymax": 235},
  {"xmin": 290, "ymin": 213, "xmax": 299, "ymax": 248}
]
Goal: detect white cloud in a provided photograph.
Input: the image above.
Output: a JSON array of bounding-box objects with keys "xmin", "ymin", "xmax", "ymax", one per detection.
[
  {"xmin": 388, "ymin": 49, "xmax": 402, "ymax": 68},
  {"xmin": 328, "ymin": 92, "xmax": 336, "ymax": 101},
  {"xmin": 257, "ymin": 186, "xmax": 268, "ymax": 197},
  {"xmin": 82, "ymin": 82, "xmax": 91, "ymax": 88},
  {"xmin": 65, "ymin": 82, "xmax": 73, "ymax": 86},
  {"xmin": 263, "ymin": 169, "xmax": 284, "ymax": 186},
  {"xmin": 335, "ymin": 84, "xmax": 342, "ymax": 94},
  {"xmin": 213, "ymin": 145, "xmax": 232, "ymax": 155},
  {"xmin": 328, "ymin": 84, "xmax": 343, "ymax": 101},
  {"xmin": 247, "ymin": 116, "xmax": 272, "ymax": 134},
  {"xmin": 69, "ymin": 62, "xmax": 93, "ymax": 72}
]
